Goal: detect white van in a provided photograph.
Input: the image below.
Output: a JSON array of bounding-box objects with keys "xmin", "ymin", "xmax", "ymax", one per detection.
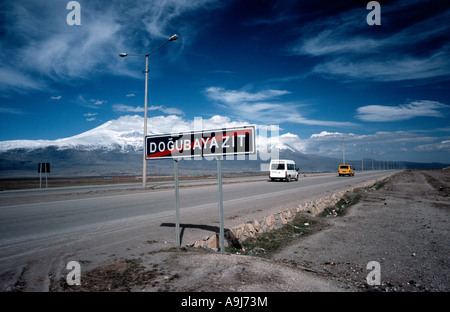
[{"xmin": 269, "ymin": 159, "xmax": 299, "ymax": 182}]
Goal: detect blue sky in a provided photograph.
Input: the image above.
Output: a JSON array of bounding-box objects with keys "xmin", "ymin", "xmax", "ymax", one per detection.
[{"xmin": 1, "ymin": 0, "xmax": 449, "ymax": 163}]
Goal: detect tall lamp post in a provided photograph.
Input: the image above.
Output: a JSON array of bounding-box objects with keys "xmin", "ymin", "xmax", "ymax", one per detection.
[{"xmin": 119, "ymin": 34, "xmax": 178, "ymax": 188}]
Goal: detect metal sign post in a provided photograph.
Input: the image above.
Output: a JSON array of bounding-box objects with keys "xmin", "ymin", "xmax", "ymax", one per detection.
[
  {"xmin": 174, "ymin": 159, "xmax": 181, "ymax": 247},
  {"xmin": 38, "ymin": 163, "xmax": 50, "ymax": 189},
  {"xmin": 217, "ymin": 156, "xmax": 225, "ymax": 253}
]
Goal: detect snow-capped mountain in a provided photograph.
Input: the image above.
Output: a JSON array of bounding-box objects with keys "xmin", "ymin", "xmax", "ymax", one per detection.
[
  {"xmin": 0, "ymin": 115, "xmax": 144, "ymax": 152},
  {"xmin": 1, "ymin": 115, "xmax": 446, "ymax": 178},
  {"xmin": 0, "ymin": 115, "xmax": 312, "ymax": 178},
  {"xmin": 0, "ymin": 115, "xmax": 300, "ymax": 153}
]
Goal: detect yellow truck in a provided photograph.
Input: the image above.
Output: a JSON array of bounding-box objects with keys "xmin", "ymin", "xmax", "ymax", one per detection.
[{"xmin": 338, "ymin": 164, "xmax": 355, "ymax": 176}]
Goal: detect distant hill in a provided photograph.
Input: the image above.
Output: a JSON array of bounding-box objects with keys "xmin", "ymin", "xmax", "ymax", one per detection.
[
  {"xmin": 0, "ymin": 146, "xmax": 334, "ymax": 178},
  {"xmin": 1, "ymin": 115, "xmax": 448, "ymax": 178},
  {"xmin": 1, "ymin": 145, "xmax": 448, "ymax": 178}
]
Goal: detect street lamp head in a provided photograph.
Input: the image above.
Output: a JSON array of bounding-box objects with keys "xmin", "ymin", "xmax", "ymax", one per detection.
[
  {"xmin": 119, "ymin": 53, "xmax": 127, "ymax": 57},
  {"xmin": 169, "ymin": 34, "xmax": 179, "ymax": 41}
]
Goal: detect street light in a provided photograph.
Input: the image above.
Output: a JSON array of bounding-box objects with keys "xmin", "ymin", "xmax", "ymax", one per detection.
[
  {"xmin": 119, "ymin": 34, "xmax": 178, "ymax": 188},
  {"xmin": 342, "ymin": 137, "xmax": 345, "ymax": 165},
  {"xmin": 353, "ymin": 144, "xmax": 367, "ymax": 172}
]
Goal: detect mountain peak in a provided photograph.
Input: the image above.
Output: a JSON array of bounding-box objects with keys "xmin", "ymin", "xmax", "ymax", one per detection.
[
  {"xmin": 0, "ymin": 115, "xmax": 144, "ymax": 152},
  {"xmin": 0, "ymin": 115, "xmax": 307, "ymax": 155}
]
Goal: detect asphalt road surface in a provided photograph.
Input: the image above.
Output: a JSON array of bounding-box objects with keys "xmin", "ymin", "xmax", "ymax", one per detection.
[{"xmin": 0, "ymin": 170, "xmax": 395, "ymax": 291}]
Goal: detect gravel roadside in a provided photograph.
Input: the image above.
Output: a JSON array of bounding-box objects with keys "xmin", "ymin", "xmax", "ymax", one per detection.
[{"xmin": 274, "ymin": 169, "xmax": 449, "ymax": 292}]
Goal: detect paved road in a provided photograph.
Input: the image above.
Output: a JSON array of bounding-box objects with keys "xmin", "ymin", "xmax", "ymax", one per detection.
[{"xmin": 0, "ymin": 170, "xmax": 395, "ymax": 291}]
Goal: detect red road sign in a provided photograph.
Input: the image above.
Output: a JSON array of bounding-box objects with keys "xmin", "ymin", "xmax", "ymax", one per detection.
[{"xmin": 145, "ymin": 126, "xmax": 256, "ymax": 159}]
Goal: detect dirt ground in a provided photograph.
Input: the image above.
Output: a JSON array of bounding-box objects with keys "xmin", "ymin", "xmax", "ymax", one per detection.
[{"xmin": 52, "ymin": 169, "xmax": 449, "ymax": 292}]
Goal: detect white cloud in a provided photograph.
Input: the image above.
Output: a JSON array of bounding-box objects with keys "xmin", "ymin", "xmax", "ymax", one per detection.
[
  {"xmin": 0, "ymin": 0, "xmax": 220, "ymax": 90},
  {"xmin": 0, "ymin": 67, "xmax": 46, "ymax": 94},
  {"xmin": 310, "ymin": 131, "xmax": 345, "ymax": 139},
  {"xmin": 0, "ymin": 107, "xmax": 25, "ymax": 115},
  {"xmin": 149, "ymin": 114, "xmax": 250, "ymax": 135},
  {"xmin": 290, "ymin": 3, "xmax": 450, "ymax": 82},
  {"xmin": 414, "ymin": 140, "xmax": 450, "ymax": 153},
  {"xmin": 312, "ymin": 48, "xmax": 450, "ymax": 82},
  {"xmin": 149, "ymin": 105, "xmax": 184, "ymax": 115},
  {"xmin": 90, "ymin": 99, "xmax": 106, "ymax": 105},
  {"xmin": 50, "ymin": 95, "xmax": 62, "ymax": 100},
  {"xmin": 302, "ymin": 130, "xmax": 448, "ymax": 162},
  {"xmin": 204, "ymin": 87, "xmax": 291, "ymax": 104},
  {"xmin": 113, "ymin": 104, "xmax": 145, "ymax": 113},
  {"xmin": 293, "ymin": 29, "xmax": 382, "ymax": 57},
  {"xmin": 356, "ymin": 100, "xmax": 447, "ymax": 122},
  {"xmin": 84, "ymin": 112, "xmax": 98, "ymax": 122},
  {"xmin": 307, "ymin": 130, "xmax": 438, "ymax": 147},
  {"xmin": 204, "ymin": 86, "xmax": 356, "ymax": 127},
  {"xmin": 18, "ymin": 9, "xmax": 123, "ymax": 81},
  {"xmin": 77, "ymin": 95, "xmax": 106, "ymax": 109},
  {"xmin": 113, "ymin": 104, "xmax": 184, "ymax": 115}
]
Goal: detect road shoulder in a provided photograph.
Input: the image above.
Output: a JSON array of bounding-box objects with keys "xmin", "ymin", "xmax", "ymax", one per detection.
[{"xmin": 273, "ymin": 169, "xmax": 449, "ymax": 292}]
